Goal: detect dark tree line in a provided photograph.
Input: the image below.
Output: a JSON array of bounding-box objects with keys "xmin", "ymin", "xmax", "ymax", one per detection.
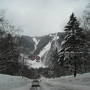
[{"xmin": 0, "ymin": 16, "xmax": 21, "ymax": 75}]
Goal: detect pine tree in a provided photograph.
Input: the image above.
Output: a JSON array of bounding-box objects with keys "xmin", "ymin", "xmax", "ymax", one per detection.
[
  {"xmin": 59, "ymin": 13, "xmax": 86, "ymax": 77},
  {"xmin": 52, "ymin": 48, "xmax": 59, "ymax": 68},
  {"xmin": 50, "ymin": 47, "xmax": 62, "ymax": 77},
  {"xmin": 0, "ymin": 17, "xmax": 20, "ymax": 75}
]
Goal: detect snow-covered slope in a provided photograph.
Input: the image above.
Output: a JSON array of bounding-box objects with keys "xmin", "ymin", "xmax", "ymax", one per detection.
[
  {"xmin": 39, "ymin": 34, "xmax": 59, "ymax": 57},
  {"xmin": 26, "ymin": 41, "xmax": 52, "ymax": 68},
  {"xmin": 26, "ymin": 33, "xmax": 61, "ymax": 68},
  {"xmin": 39, "ymin": 42, "xmax": 51, "ymax": 57},
  {"xmin": 38, "ymin": 33, "xmax": 60, "ymax": 66},
  {"xmin": 24, "ymin": 33, "xmax": 64, "ymax": 68},
  {"xmin": 33, "ymin": 37, "xmax": 40, "ymax": 50}
]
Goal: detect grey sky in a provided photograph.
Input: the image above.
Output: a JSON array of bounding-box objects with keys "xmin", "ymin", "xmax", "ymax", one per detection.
[{"xmin": 0, "ymin": 0, "xmax": 89, "ymax": 36}]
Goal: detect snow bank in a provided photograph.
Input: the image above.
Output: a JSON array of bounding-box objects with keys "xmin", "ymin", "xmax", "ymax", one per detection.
[
  {"xmin": 43, "ymin": 73, "xmax": 90, "ymax": 90},
  {"xmin": 0, "ymin": 74, "xmax": 31, "ymax": 90}
]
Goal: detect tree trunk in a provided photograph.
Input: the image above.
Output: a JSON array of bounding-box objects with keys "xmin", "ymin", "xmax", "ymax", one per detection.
[{"xmin": 74, "ymin": 56, "xmax": 77, "ymax": 78}]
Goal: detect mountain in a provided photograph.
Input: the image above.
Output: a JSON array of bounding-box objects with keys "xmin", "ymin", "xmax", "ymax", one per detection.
[
  {"xmin": 20, "ymin": 36, "xmax": 35, "ymax": 55},
  {"xmin": 20, "ymin": 32, "xmax": 65, "ymax": 68},
  {"xmin": 20, "ymin": 30, "xmax": 90, "ymax": 70}
]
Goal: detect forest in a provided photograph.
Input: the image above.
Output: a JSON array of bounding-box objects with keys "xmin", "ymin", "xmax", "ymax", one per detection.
[{"xmin": 0, "ymin": 3, "xmax": 90, "ymax": 79}]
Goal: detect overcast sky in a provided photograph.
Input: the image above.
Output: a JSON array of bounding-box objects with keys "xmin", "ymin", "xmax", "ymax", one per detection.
[{"xmin": 0, "ymin": 0, "xmax": 89, "ymax": 36}]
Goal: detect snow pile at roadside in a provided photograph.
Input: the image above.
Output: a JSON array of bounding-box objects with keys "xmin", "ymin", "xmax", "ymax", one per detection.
[
  {"xmin": 0, "ymin": 74, "xmax": 31, "ymax": 90},
  {"xmin": 43, "ymin": 73, "xmax": 90, "ymax": 90}
]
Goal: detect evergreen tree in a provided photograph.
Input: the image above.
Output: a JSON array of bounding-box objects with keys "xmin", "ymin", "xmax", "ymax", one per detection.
[
  {"xmin": 52, "ymin": 48, "xmax": 59, "ymax": 66},
  {"xmin": 51, "ymin": 47, "xmax": 63, "ymax": 77},
  {"xmin": 0, "ymin": 17, "xmax": 20, "ymax": 75},
  {"xmin": 59, "ymin": 13, "xmax": 86, "ymax": 77}
]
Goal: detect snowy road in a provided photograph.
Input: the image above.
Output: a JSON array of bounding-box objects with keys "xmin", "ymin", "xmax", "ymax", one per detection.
[
  {"xmin": 12, "ymin": 78, "xmax": 90, "ymax": 90},
  {"xmin": 0, "ymin": 73, "xmax": 90, "ymax": 90}
]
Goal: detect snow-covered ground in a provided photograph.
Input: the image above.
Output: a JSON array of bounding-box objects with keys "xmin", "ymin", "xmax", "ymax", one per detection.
[
  {"xmin": 0, "ymin": 73, "xmax": 90, "ymax": 90},
  {"xmin": 42, "ymin": 73, "xmax": 90, "ymax": 90},
  {"xmin": 0, "ymin": 74, "xmax": 31, "ymax": 90}
]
